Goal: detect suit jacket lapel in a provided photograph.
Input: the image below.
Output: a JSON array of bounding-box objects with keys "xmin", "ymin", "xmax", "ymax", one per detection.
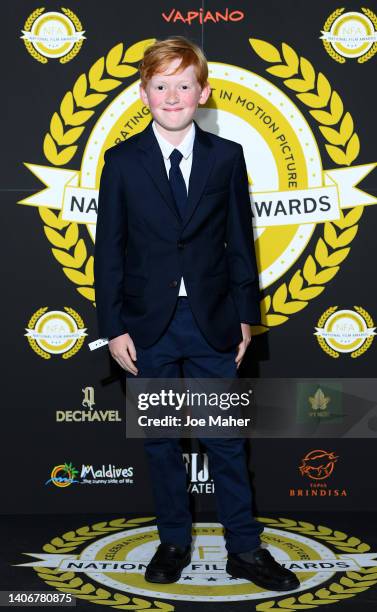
[
  {"xmin": 183, "ymin": 119, "xmax": 215, "ymax": 229},
  {"xmin": 137, "ymin": 121, "xmax": 181, "ymax": 228},
  {"xmin": 136, "ymin": 119, "xmax": 215, "ymax": 229}
]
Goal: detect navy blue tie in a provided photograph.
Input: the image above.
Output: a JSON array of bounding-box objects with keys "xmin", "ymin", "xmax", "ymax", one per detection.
[{"xmin": 168, "ymin": 149, "xmax": 187, "ymax": 220}]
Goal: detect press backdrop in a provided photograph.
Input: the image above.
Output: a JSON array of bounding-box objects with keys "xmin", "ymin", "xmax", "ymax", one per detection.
[{"xmin": 2, "ymin": 0, "xmax": 377, "ymax": 513}]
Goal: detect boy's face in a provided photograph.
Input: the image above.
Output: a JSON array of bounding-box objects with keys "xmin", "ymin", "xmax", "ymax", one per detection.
[{"xmin": 140, "ymin": 57, "xmax": 210, "ymax": 133}]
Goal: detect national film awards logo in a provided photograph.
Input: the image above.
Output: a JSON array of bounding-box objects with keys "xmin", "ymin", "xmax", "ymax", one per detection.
[
  {"xmin": 321, "ymin": 8, "xmax": 377, "ymax": 63},
  {"xmin": 16, "ymin": 516, "xmax": 377, "ymax": 610},
  {"xmin": 20, "ymin": 7, "xmax": 85, "ymax": 63},
  {"xmin": 18, "ymin": 37, "xmax": 377, "ymax": 335},
  {"xmin": 25, "ymin": 307, "xmax": 87, "ymax": 359},
  {"xmin": 315, "ymin": 306, "xmax": 376, "ymax": 358}
]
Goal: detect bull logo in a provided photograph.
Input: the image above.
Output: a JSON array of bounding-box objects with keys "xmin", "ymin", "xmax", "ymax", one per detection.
[{"xmin": 299, "ymin": 449, "xmax": 338, "ymax": 481}]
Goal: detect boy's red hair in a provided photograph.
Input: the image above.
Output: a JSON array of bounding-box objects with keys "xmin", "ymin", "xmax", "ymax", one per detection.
[{"xmin": 139, "ymin": 36, "xmax": 208, "ymax": 89}]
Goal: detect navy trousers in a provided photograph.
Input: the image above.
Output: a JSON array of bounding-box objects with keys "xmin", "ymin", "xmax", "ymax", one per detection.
[{"xmin": 130, "ymin": 297, "xmax": 264, "ymax": 553}]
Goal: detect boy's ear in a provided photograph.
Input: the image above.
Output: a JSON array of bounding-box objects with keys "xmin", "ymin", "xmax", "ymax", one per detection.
[
  {"xmin": 199, "ymin": 82, "xmax": 211, "ymax": 105},
  {"xmin": 139, "ymin": 83, "xmax": 149, "ymax": 106}
]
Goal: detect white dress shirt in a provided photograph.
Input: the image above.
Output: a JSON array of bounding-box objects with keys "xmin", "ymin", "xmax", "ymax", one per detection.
[{"xmin": 152, "ymin": 120, "xmax": 196, "ymax": 296}]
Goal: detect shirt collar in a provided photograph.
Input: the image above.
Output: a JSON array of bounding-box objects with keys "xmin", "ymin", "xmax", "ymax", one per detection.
[{"xmin": 152, "ymin": 120, "xmax": 195, "ymax": 160}]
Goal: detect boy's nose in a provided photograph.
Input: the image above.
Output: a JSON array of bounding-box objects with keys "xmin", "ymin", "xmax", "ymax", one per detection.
[{"xmin": 165, "ymin": 91, "xmax": 179, "ymax": 103}]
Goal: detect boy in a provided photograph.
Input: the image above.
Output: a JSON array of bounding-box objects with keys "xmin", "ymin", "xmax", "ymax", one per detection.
[{"xmin": 94, "ymin": 36, "xmax": 299, "ymax": 591}]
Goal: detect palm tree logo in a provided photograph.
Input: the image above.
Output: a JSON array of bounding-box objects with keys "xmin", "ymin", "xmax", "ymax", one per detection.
[{"xmin": 46, "ymin": 461, "xmax": 80, "ymax": 487}]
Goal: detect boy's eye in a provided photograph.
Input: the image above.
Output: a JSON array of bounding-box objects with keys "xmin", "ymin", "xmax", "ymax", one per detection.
[{"xmin": 155, "ymin": 84, "xmax": 190, "ymax": 91}]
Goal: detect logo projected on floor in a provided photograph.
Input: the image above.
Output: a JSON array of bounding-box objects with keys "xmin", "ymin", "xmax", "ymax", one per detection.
[{"xmin": 16, "ymin": 517, "xmax": 377, "ymax": 609}]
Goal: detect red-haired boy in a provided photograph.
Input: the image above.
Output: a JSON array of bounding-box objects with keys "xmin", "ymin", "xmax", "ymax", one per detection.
[{"xmin": 95, "ymin": 36, "xmax": 299, "ymax": 591}]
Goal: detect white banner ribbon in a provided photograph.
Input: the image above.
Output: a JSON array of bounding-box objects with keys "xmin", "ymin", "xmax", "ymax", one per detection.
[
  {"xmin": 19, "ymin": 163, "xmax": 377, "ymax": 228},
  {"xmin": 25, "ymin": 329, "xmax": 87, "ymax": 340},
  {"xmin": 314, "ymin": 328, "xmax": 376, "ymax": 339},
  {"xmin": 320, "ymin": 31, "xmax": 377, "ymax": 43},
  {"xmin": 21, "ymin": 31, "xmax": 86, "ymax": 43},
  {"xmin": 16, "ymin": 552, "xmax": 377, "ymax": 572}
]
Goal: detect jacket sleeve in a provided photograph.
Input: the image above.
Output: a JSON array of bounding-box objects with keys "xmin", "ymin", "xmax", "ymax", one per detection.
[
  {"xmin": 226, "ymin": 145, "xmax": 261, "ymax": 325},
  {"xmin": 94, "ymin": 149, "xmax": 128, "ymax": 339}
]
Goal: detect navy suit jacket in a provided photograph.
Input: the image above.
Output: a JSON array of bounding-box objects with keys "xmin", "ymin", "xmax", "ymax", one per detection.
[{"xmin": 94, "ymin": 119, "xmax": 261, "ymax": 350}]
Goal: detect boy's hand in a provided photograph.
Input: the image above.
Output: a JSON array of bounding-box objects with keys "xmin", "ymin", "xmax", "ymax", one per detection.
[
  {"xmin": 235, "ymin": 323, "xmax": 252, "ymax": 369},
  {"xmin": 109, "ymin": 333, "xmax": 138, "ymax": 375}
]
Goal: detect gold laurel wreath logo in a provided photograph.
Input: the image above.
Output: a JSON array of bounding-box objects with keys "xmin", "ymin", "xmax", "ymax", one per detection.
[
  {"xmin": 359, "ymin": 7, "xmax": 377, "ymax": 63},
  {"xmin": 316, "ymin": 306, "xmax": 375, "ymax": 358},
  {"xmin": 26, "ymin": 306, "xmax": 85, "ymax": 359},
  {"xmin": 26, "ymin": 306, "xmax": 50, "ymax": 359},
  {"xmin": 249, "ymin": 39, "xmax": 363, "ymax": 333},
  {"xmin": 63, "ymin": 306, "xmax": 86, "ymax": 359},
  {"xmin": 32, "ymin": 516, "xmax": 377, "ymax": 611},
  {"xmin": 22, "ymin": 7, "xmax": 84, "ymax": 64},
  {"xmin": 60, "ymin": 8, "xmax": 84, "ymax": 64},
  {"xmin": 33, "ymin": 517, "xmax": 175, "ymax": 610},
  {"xmin": 316, "ymin": 306, "xmax": 339, "ymax": 358},
  {"xmin": 322, "ymin": 8, "xmax": 346, "ymax": 64},
  {"xmin": 39, "ymin": 38, "xmax": 362, "ymax": 331},
  {"xmin": 255, "ymin": 517, "xmax": 377, "ymax": 611},
  {"xmin": 40, "ymin": 39, "xmax": 155, "ymax": 305},
  {"xmin": 351, "ymin": 306, "xmax": 375, "ymax": 357},
  {"xmin": 322, "ymin": 8, "xmax": 377, "ymax": 64},
  {"xmin": 23, "ymin": 8, "xmax": 46, "ymax": 64}
]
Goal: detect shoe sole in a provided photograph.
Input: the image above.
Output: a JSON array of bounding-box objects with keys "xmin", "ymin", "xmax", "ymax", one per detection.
[
  {"xmin": 144, "ymin": 555, "xmax": 191, "ymax": 584},
  {"xmin": 226, "ymin": 560, "xmax": 300, "ymax": 592}
]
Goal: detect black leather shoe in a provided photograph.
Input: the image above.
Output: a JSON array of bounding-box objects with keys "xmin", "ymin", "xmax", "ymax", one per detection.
[
  {"xmin": 144, "ymin": 543, "xmax": 191, "ymax": 583},
  {"xmin": 226, "ymin": 547, "xmax": 300, "ymax": 591}
]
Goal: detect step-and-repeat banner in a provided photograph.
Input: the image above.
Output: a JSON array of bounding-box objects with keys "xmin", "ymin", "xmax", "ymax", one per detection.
[{"xmin": 2, "ymin": 0, "xmax": 377, "ymax": 513}]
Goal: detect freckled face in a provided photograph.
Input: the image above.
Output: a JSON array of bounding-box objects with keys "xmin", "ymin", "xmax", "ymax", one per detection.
[{"xmin": 140, "ymin": 57, "xmax": 210, "ymax": 133}]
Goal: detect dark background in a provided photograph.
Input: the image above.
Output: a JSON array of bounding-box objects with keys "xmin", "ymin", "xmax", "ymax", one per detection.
[{"xmin": 1, "ymin": 0, "xmax": 376, "ymax": 513}]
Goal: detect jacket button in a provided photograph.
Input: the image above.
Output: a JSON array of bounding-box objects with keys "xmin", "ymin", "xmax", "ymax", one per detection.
[
  {"xmin": 177, "ymin": 241, "xmax": 185, "ymax": 249},
  {"xmin": 169, "ymin": 280, "xmax": 178, "ymax": 288}
]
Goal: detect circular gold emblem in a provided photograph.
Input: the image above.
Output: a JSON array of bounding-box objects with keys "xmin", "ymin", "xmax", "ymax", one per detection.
[
  {"xmin": 321, "ymin": 8, "xmax": 377, "ymax": 63},
  {"xmin": 19, "ymin": 38, "xmax": 377, "ymax": 334},
  {"xmin": 25, "ymin": 307, "xmax": 87, "ymax": 359},
  {"xmin": 21, "ymin": 8, "xmax": 85, "ymax": 63},
  {"xmin": 315, "ymin": 306, "xmax": 376, "ymax": 358},
  {"xmin": 21, "ymin": 516, "xmax": 377, "ymax": 610}
]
